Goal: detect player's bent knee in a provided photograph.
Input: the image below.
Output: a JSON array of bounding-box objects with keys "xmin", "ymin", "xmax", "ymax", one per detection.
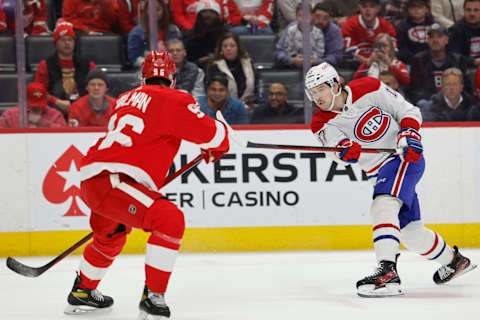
[
  {"xmin": 401, "ymin": 220, "xmax": 429, "ymax": 251},
  {"xmin": 371, "ymin": 195, "xmax": 403, "ymax": 222},
  {"xmin": 143, "ymin": 200, "xmax": 185, "ymax": 239}
]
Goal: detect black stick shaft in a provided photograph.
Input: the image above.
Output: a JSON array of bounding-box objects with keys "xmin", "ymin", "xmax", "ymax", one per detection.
[{"xmin": 246, "ymin": 142, "xmax": 396, "ymax": 154}]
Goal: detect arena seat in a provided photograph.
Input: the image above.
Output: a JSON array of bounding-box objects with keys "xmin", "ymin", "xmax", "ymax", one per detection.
[
  {"xmin": 78, "ymin": 35, "xmax": 125, "ymax": 72},
  {"xmin": 0, "ymin": 36, "xmax": 16, "ymax": 73},
  {"xmin": 239, "ymin": 34, "xmax": 276, "ymax": 70},
  {"xmin": 26, "ymin": 36, "xmax": 56, "ymax": 72},
  {"xmin": 257, "ymin": 69, "xmax": 304, "ymax": 100},
  {"xmin": 0, "ymin": 73, "xmax": 34, "ymax": 111},
  {"xmin": 106, "ymin": 71, "xmax": 140, "ymax": 98}
]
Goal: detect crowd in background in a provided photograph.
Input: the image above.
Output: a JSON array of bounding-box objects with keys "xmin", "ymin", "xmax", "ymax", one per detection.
[{"xmin": 1, "ymin": 0, "xmax": 480, "ymax": 128}]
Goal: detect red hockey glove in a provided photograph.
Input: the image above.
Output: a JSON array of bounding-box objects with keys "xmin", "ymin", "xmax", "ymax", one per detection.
[
  {"xmin": 397, "ymin": 128, "xmax": 422, "ymax": 162},
  {"xmin": 201, "ymin": 122, "xmax": 230, "ymax": 163},
  {"xmin": 336, "ymin": 138, "xmax": 362, "ymax": 163}
]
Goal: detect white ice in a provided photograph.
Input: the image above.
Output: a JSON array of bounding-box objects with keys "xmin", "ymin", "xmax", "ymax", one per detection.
[{"xmin": 1, "ymin": 249, "xmax": 479, "ymax": 320}]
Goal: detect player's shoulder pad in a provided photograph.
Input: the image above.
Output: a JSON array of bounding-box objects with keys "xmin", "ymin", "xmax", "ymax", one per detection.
[
  {"xmin": 347, "ymin": 77, "xmax": 381, "ymax": 103},
  {"xmin": 310, "ymin": 108, "xmax": 337, "ymax": 133}
]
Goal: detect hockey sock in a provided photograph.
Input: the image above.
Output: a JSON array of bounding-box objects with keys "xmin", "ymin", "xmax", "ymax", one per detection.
[
  {"xmin": 371, "ymin": 195, "xmax": 403, "ymax": 263},
  {"xmin": 401, "ymin": 221, "xmax": 454, "ymax": 265}
]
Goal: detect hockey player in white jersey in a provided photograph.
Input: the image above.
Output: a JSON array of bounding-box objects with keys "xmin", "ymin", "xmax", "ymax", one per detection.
[{"xmin": 306, "ymin": 62, "xmax": 477, "ymax": 297}]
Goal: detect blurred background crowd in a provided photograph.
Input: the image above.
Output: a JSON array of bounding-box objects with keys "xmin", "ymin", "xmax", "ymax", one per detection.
[{"xmin": 1, "ymin": 0, "xmax": 480, "ymax": 128}]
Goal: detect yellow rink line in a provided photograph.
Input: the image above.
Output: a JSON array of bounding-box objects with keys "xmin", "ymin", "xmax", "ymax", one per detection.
[{"xmin": 1, "ymin": 223, "xmax": 480, "ymax": 257}]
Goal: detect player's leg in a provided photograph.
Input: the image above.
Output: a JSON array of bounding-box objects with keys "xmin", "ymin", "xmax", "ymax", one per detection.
[
  {"xmin": 400, "ymin": 197, "xmax": 477, "ymax": 284},
  {"xmin": 356, "ymin": 156, "xmax": 424, "ymax": 297},
  {"xmin": 65, "ymin": 173, "xmax": 134, "ymax": 314},
  {"xmin": 138, "ymin": 196, "xmax": 185, "ymax": 319}
]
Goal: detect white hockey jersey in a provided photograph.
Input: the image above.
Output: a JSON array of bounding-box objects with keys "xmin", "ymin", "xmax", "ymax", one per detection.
[{"xmin": 310, "ymin": 77, "xmax": 422, "ymax": 177}]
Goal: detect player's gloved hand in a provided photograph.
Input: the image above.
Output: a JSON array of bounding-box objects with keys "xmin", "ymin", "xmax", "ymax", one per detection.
[
  {"xmin": 336, "ymin": 138, "xmax": 362, "ymax": 163},
  {"xmin": 397, "ymin": 128, "xmax": 422, "ymax": 162}
]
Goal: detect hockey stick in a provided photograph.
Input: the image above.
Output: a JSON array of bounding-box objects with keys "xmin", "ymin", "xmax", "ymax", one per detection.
[
  {"xmin": 6, "ymin": 154, "xmax": 205, "ymax": 278},
  {"xmin": 216, "ymin": 111, "xmax": 399, "ymax": 154}
]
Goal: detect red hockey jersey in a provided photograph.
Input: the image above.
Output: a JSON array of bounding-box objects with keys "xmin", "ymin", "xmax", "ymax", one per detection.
[
  {"xmin": 80, "ymin": 85, "xmax": 227, "ymax": 191},
  {"xmin": 342, "ymin": 14, "xmax": 397, "ymax": 58}
]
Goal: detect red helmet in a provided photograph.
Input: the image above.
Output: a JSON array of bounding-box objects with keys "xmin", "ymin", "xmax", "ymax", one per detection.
[{"xmin": 142, "ymin": 50, "xmax": 176, "ymax": 85}]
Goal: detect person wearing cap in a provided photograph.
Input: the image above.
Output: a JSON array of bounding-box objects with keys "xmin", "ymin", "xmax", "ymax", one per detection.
[
  {"xmin": 68, "ymin": 69, "xmax": 115, "ymax": 127},
  {"xmin": 0, "ymin": 82, "xmax": 66, "ymax": 128},
  {"xmin": 198, "ymin": 71, "xmax": 249, "ymax": 124},
  {"xmin": 127, "ymin": 0, "xmax": 182, "ymax": 68},
  {"xmin": 448, "ymin": 0, "xmax": 480, "ymax": 67},
  {"xmin": 61, "ymin": 0, "xmax": 118, "ymax": 34},
  {"xmin": 223, "ymin": 0, "xmax": 274, "ymax": 35},
  {"xmin": 34, "ymin": 22, "xmax": 96, "ymax": 118},
  {"xmin": 407, "ymin": 22, "xmax": 471, "ymax": 105},
  {"xmin": 342, "ymin": 0, "xmax": 397, "ymax": 65},
  {"xmin": 395, "ymin": 0, "xmax": 434, "ymax": 64},
  {"xmin": 184, "ymin": 0, "xmax": 228, "ymax": 68},
  {"xmin": 170, "ymin": 0, "xmax": 223, "ymax": 31}
]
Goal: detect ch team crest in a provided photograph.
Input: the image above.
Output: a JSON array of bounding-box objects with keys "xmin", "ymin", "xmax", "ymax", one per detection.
[{"xmin": 354, "ymin": 106, "xmax": 391, "ymax": 142}]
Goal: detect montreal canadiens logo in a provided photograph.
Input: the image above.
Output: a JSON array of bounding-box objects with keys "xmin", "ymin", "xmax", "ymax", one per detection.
[{"xmin": 354, "ymin": 107, "xmax": 391, "ymax": 142}]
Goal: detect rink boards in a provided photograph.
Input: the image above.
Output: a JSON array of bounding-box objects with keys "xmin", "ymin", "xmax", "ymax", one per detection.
[{"xmin": 1, "ymin": 124, "xmax": 480, "ymax": 256}]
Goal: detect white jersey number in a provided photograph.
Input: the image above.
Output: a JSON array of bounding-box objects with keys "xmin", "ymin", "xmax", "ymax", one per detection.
[{"xmin": 98, "ymin": 114, "xmax": 145, "ymax": 149}]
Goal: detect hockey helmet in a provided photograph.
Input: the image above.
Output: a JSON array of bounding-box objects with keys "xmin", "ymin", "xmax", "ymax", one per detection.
[
  {"xmin": 142, "ymin": 50, "xmax": 176, "ymax": 86},
  {"xmin": 304, "ymin": 62, "xmax": 340, "ymax": 101}
]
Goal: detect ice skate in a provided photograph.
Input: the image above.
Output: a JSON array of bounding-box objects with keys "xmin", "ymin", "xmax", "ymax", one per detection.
[
  {"xmin": 64, "ymin": 272, "xmax": 113, "ymax": 315},
  {"xmin": 356, "ymin": 259, "xmax": 403, "ymax": 298},
  {"xmin": 433, "ymin": 246, "xmax": 477, "ymax": 284},
  {"xmin": 138, "ymin": 285, "xmax": 171, "ymax": 319}
]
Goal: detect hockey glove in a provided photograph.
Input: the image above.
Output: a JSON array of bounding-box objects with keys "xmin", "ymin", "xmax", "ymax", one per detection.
[
  {"xmin": 336, "ymin": 138, "xmax": 362, "ymax": 163},
  {"xmin": 201, "ymin": 148, "xmax": 227, "ymax": 163},
  {"xmin": 397, "ymin": 128, "xmax": 422, "ymax": 162}
]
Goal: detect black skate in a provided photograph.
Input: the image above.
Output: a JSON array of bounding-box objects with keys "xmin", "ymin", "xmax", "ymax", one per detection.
[
  {"xmin": 138, "ymin": 285, "xmax": 171, "ymax": 319},
  {"xmin": 356, "ymin": 258, "xmax": 403, "ymax": 298},
  {"xmin": 64, "ymin": 272, "xmax": 113, "ymax": 315},
  {"xmin": 433, "ymin": 245, "xmax": 477, "ymax": 284}
]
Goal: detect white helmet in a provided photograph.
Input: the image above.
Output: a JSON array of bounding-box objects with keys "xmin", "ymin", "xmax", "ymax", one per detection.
[{"xmin": 305, "ymin": 63, "xmax": 341, "ymax": 111}]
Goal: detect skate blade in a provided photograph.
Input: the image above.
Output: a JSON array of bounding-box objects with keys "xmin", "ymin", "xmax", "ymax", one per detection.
[
  {"xmin": 138, "ymin": 310, "xmax": 169, "ymax": 319},
  {"xmin": 452, "ymin": 262, "xmax": 478, "ymax": 281},
  {"xmin": 64, "ymin": 304, "xmax": 112, "ymax": 315},
  {"xmin": 357, "ymin": 283, "xmax": 403, "ymax": 298}
]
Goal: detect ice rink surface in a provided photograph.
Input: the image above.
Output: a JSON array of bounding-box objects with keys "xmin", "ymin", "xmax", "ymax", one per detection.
[{"xmin": 1, "ymin": 249, "xmax": 479, "ymax": 320}]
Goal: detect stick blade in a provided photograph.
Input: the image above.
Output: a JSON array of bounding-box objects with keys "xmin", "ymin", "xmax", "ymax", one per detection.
[
  {"xmin": 215, "ymin": 111, "xmax": 248, "ymax": 148},
  {"xmin": 6, "ymin": 257, "xmax": 45, "ymax": 278}
]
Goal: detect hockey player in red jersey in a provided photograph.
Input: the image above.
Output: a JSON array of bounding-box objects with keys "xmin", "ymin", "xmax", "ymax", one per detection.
[
  {"xmin": 64, "ymin": 50, "xmax": 229, "ymax": 318},
  {"xmin": 305, "ymin": 62, "xmax": 477, "ymax": 297}
]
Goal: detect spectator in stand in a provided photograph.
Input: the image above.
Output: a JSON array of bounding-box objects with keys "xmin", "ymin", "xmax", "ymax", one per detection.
[
  {"xmin": 379, "ymin": 70, "xmax": 400, "ymax": 91},
  {"xmin": 421, "ymin": 68, "xmax": 478, "ymax": 122},
  {"xmin": 68, "ymin": 69, "xmax": 114, "ymax": 127},
  {"xmin": 407, "ymin": 23, "xmax": 470, "ymax": 106},
  {"xmin": 128, "ymin": 0, "xmax": 182, "ymax": 68},
  {"xmin": 35, "ymin": 22, "xmax": 96, "ymax": 118},
  {"xmin": 431, "ymin": 0, "xmax": 464, "ymax": 28},
  {"xmin": 1, "ymin": 0, "xmax": 50, "ymax": 35},
  {"xmin": 250, "ymin": 82, "xmax": 304, "ymax": 124},
  {"xmin": 223, "ymin": 0, "xmax": 274, "ymax": 34},
  {"xmin": 166, "ymin": 39, "xmax": 205, "ymax": 100},
  {"xmin": 62, "ymin": 0, "xmax": 119, "ymax": 34},
  {"xmin": 448, "ymin": 0, "xmax": 480, "ymax": 67},
  {"xmin": 382, "ymin": 0, "xmax": 408, "ymax": 26},
  {"xmin": 472, "ymin": 66, "xmax": 480, "ymax": 120},
  {"xmin": 170, "ymin": 0, "xmax": 223, "ymax": 31},
  {"xmin": 0, "ymin": 6, "xmax": 7, "ymax": 34},
  {"xmin": 274, "ymin": 0, "xmax": 303, "ymax": 32},
  {"xmin": 275, "ymin": 3, "xmax": 325, "ymax": 69},
  {"xmin": 342, "ymin": 0, "xmax": 397, "ymax": 65},
  {"xmin": 117, "ymin": 0, "xmax": 141, "ymax": 33},
  {"xmin": 184, "ymin": 0, "xmax": 228, "ymax": 68},
  {"xmin": 320, "ymin": 0, "xmax": 359, "ymax": 27},
  {"xmin": 312, "ymin": 2, "xmax": 344, "ymax": 67},
  {"xmin": 207, "ymin": 32, "xmax": 255, "ymax": 107},
  {"xmin": 198, "ymin": 72, "xmax": 249, "ymax": 124},
  {"xmin": 0, "ymin": 82, "xmax": 66, "ymax": 128},
  {"xmin": 396, "ymin": 0, "xmax": 434, "ymax": 64},
  {"xmin": 353, "ymin": 33, "xmax": 410, "ymax": 86}
]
